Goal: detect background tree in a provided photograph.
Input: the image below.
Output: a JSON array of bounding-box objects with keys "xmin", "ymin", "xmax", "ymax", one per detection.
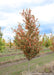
[
  {"xmin": 8, "ymin": 38, "xmax": 13, "ymax": 48},
  {"xmin": 0, "ymin": 27, "xmax": 5, "ymax": 52},
  {"xmin": 42, "ymin": 34, "xmax": 51, "ymax": 48},
  {"xmin": 14, "ymin": 9, "xmax": 41, "ymax": 60},
  {"xmin": 14, "ymin": 33, "xmax": 18, "ymax": 47},
  {"xmin": 50, "ymin": 34, "xmax": 54, "ymax": 51}
]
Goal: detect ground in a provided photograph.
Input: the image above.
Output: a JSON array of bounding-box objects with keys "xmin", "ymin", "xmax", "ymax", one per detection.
[{"xmin": 0, "ymin": 47, "xmax": 54, "ymax": 75}]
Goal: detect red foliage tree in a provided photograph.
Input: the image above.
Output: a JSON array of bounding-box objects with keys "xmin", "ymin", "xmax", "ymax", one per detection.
[{"xmin": 14, "ymin": 9, "xmax": 41, "ymax": 60}]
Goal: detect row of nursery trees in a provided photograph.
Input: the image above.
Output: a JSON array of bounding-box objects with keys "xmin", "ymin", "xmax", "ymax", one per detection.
[
  {"xmin": 0, "ymin": 38, "xmax": 14, "ymax": 52},
  {"xmin": 0, "ymin": 31, "xmax": 13, "ymax": 52},
  {"xmin": 14, "ymin": 9, "xmax": 54, "ymax": 60},
  {"xmin": 0, "ymin": 37, "xmax": 5, "ymax": 52},
  {"xmin": 0, "ymin": 9, "xmax": 54, "ymax": 57},
  {"xmin": 42, "ymin": 33, "xmax": 54, "ymax": 48},
  {"xmin": 0, "ymin": 9, "xmax": 54, "ymax": 74}
]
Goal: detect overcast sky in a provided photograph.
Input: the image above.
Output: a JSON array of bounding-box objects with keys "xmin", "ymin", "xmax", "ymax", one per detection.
[{"xmin": 0, "ymin": 0, "xmax": 54, "ymax": 42}]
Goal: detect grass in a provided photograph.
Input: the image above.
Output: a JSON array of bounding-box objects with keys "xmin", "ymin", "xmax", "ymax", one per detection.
[
  {"xmin": 0, "ymin": 46, "xmax": 51, "ymax": 55},
  {"xmin": 40, "ymin": 49, "xmax": 51, "ymax": 53},
  {"xmin": 0, "ymin": 54, "xmax": 24, "ymax": 62},
  {"xmin": 0, "ymin": 52, "xmax": 54, "ymax": 75},
  {"xmin": 0, "ymin": 47, "xmax": 22, "ymax": 55},
  {"xmin": 0, "ymin": 49, "xmax": 51, "ymax": 63}
]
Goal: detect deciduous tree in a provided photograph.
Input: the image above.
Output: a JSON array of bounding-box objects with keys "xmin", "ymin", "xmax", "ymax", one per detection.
[{"xmin": 14, "ymin": 9, "xmax": 41, "ymax": 60}]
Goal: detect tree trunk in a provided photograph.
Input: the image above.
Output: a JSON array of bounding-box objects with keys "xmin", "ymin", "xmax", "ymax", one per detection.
[{"xmin": 28, "ymin": 60, "xmax": 32, "ymax": 75}]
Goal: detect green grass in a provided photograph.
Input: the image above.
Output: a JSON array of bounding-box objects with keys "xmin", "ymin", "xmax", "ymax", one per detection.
[
  {"xmin": 0, "ymin": 49, "xmax": 51, "ymax": 63},
  {"xmin": 0, "ymin": 52, "xmax": 54, "ymax": 75},
  {"xmin": 0, "ymin": 47, "xmax": 22, "ymax": 55},
  {"xmin": 0, "ymin": 46, "xmax": 51, "ymax": 55},
  {"xmin": 0, "ymin": 54, "xmax": 24, "ymax": 62},
  {"xmin": 40, "ymin": 49, "xmax": 51, "ymax": 53}
]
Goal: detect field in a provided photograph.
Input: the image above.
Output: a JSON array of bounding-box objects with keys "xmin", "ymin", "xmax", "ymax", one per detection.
[
  {"xmin": 0, "ymin": 47, "xmax": 54, "ymax": 75},
  {"xmin": 0, "ymin": 47, "xmax": 51, "ymax": 63}
]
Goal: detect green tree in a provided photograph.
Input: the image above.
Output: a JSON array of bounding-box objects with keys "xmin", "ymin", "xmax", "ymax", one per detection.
[
  {"xmin": 0, "ymin": 27, "xmax": 5, "ymax": 52},
  {"xmin": 0, "ymin": 38, "xmax": 5, "ymax": 52},
  {"xmin": 42, "ymin": 34, "xmax": 51, "ymax": 47}
]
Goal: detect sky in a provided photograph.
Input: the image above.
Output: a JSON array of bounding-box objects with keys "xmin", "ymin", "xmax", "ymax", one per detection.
[{"xmin": 0, "ymin": 0, "xmax": 54, "ymax": 42}]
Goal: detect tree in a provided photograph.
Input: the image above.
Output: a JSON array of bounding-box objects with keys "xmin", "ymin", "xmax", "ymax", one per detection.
[
  {"xmin": 14, "ymin": 9, "xmax": 41, "ymax": 60},
  {"xmin": 42, "ymin": 34, "xmax": 51, "ymax": 47},
  {"xmin": 0, "ymin": 38, "xmax": 2, "ymax": 52},
  {"xmin": 9, "ymin": 39, "xmax": 12, "ymax": 48},
  {"xmin": 0, "ymin": 27, "xmax": 5, "ymax": 52},
  {"xmin": 0, "ymin": 38, "xmax": 5, "ymax": 52},
  {"xmin": 50, "ymin": 35, "xmax": 54, "ymax": 51}
]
